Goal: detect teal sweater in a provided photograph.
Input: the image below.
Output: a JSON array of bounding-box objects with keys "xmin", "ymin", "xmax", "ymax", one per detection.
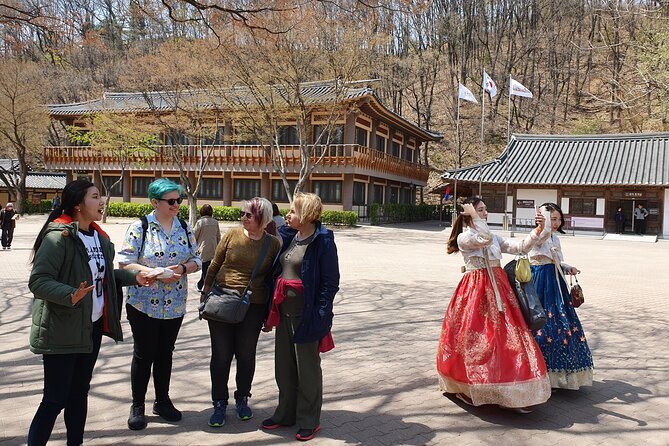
[{"xmin": 29, "ymin": 221, "xmax": 138, "ymax": 355}]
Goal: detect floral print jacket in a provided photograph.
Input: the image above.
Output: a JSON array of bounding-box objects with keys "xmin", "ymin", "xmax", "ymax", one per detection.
[{"xmin": 118, "ymin": 212, "xmax": 201, "ymax": 319}]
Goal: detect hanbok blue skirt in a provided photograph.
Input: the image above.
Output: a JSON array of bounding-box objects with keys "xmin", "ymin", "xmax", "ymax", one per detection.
[{"xmin": 530, "ymin": 264, "xmax": 594, "ymax": 390}]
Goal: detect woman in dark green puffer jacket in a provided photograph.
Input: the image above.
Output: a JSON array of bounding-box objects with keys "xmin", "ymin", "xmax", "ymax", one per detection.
[{"xmin": 27, "ymin": 180, "xmax": 151, "ymax": 446}]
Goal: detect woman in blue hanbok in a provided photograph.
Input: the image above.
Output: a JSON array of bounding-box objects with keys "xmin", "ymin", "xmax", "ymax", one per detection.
[{"xmin": 528, "ymin": 203, "xmax": 593, "ymax": 390}]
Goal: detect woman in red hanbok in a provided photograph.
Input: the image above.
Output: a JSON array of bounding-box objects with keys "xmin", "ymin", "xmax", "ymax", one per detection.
[{"xmin": 437, "ymin": 198, "xmax": 551, "ymax": 412}]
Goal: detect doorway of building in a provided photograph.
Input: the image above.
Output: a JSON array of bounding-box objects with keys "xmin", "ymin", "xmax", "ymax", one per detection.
[{"xmin": 609, "ymin": 199, "xmax": 646, "ymax": 234}]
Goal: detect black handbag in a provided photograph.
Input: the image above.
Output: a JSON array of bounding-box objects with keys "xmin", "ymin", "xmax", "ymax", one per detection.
[
  {"xmin": 504, "ymin": 260, "xmax": 547, "ymax": 330},
  {"xmin": 199, "ymin": 236, "xmax": 271, "ymax": 324}
]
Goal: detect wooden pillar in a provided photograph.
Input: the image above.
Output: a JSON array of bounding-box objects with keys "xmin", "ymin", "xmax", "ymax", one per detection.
[
  {"xmin": 261, "ymin": 172, "xmax": 270, "ymax": 200},
  {"xmin": 122, "ymin": 171, "xmax": 131, "ymax": 202},
  {"xmin": 342, "ymin": 174, "xmax": 354, "ymax": 211},
  {"xmin": 223, "ymin": 172, "xmax": 232, "ymax": 206},
  {"xmin": 344, "ymin": 113, "xmax": 356, "ymax": 145}
]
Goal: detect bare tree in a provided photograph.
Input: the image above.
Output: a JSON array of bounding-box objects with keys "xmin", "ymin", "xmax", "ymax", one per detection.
[
  {"xmin": 0, "ymin": 59, "xmax": 49, "ymax": 212},
  {"xmin": 66, "ymin": 113, "xmax": 157, "ymax": 222}
]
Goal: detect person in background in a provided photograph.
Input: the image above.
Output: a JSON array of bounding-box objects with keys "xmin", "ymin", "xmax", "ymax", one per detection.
[
  {"xmin": 437, "ymin": 197, "xmax": 550, "ymax": 414},
  {"xmin": 614, "ymin": 207, "xmax": 625, "ymax": 234},
  {"xmin": 262, "ymin": 193, "xmax": 339, "ymax": 442},
  {"xmin": 528, "ymin": 202, "xmax": 593, "ymax": 391},
  {"xmin": 201, "ymin": 197, "xmax": 280, "ymax": 428},
  {"xmin": 52, "ymin": 193, "xmax": 61, "ymax": 210},
  {"xmin": 634, "ymin": 203, "xmax": 649, "ymax": 235},
  {"xmin": 193, "ymin": 204, "xmax": 221, "ymax": 292},
  {"xmin": 265, "ymin": 202, "xmax": 285, "ymax": 237},
  {"xmin": 272, "ymin": 202, "xmax": 286, "ymax": 229},
  {"xmin": 27, "ymin": 180, "xmax": 151, "ymax": 446},
  {"xmin": 1, "ymin": 201, "xmax": 17, "ymax": 250},
  {"xmin": 117, "ymin": 178, "xmax": 201, "ymax": 431}
]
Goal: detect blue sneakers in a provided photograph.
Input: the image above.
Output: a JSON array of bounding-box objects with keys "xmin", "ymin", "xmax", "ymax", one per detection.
[
  {"xmin": 208, "ymin": 400, "xmax": 226, "ymax": 427},
  {"xmin": 235, "ymin": 396, "xmax": 253, "ymax": 421}
]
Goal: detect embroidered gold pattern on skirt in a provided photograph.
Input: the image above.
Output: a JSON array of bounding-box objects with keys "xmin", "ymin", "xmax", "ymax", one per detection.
[{"xmin": 437, "ymin": 266, "xmax": 550, "ymax": 408}]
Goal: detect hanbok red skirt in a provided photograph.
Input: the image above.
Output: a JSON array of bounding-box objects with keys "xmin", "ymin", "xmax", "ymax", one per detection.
[{"xmin": 437, "ymin": 267, "xmax": 551, "ymax": 408}]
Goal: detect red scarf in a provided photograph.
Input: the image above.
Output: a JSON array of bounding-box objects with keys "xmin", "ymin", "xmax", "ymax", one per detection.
[
  {"xmin": 53, "ymin": 214, "xmax": 110, "ymax": 240},
  {"xmin": 267, "ymin": 277, "xmax": 335, "ymax": 353}
]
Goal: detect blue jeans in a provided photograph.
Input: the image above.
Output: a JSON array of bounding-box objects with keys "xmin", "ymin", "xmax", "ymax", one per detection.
[{"xmin": 28, "ymin": 319, "xmax": 103, "ymax": 446}]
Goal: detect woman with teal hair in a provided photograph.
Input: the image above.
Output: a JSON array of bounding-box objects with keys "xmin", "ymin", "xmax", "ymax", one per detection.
[{"xmin": 118, "ymin": 178, "xmax": 201, "ymax": 431}]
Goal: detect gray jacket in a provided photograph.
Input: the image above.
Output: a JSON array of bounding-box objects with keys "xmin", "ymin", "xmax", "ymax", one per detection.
[{"xmin": 193, "ymin": 216, "xmax": 221, "ymax": 263}]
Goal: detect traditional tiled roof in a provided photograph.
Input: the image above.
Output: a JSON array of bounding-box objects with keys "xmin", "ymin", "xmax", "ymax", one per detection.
[
  {"xmin": 25, "ymin": 172, "xmax": 67, "ymax": 189},
  {"xmin": 46, "ymin": 80, "xmax": 443, "ymax": 141},
  {"xmin": 0, "ymin": 159, "xmax": 65, "ymax": 189},
  {"xmin": 442, "ymin": 133, "xmax": 669, "ymax": 186}
]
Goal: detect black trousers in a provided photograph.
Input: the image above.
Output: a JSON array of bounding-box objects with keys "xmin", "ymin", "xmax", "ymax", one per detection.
[
  {"xmin": 126, "ymin": 304, "xmax": 183, "ymax": 405},
  {"xmin": 615, "ymin": 221, "xmax": 624, "ymax": 233},
  {"xmin": 207, "ymin": 303, "xmax": 265, "ymax": 403},
  {"xmin": 28, "ymin": 319, "xmax": 103, "ymax": 446},
  {"xmin": 197, "ymin": 260, "xmax": 211, "ymax": 291},
  {"xmin": 1, "ymin": 225, "xmax": 14, "ymax": 247},
  {"xmin": 635, "ymin": 219, "xmax": 646, "ymax": 234}
]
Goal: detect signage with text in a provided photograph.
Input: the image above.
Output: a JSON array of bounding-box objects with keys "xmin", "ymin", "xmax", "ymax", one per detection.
[{"xmin": 516, "ymin": 199, "xmax": 535, "ymax": 208}]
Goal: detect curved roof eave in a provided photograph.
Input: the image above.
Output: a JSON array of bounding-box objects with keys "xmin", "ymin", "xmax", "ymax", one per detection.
[{"xmin": 365, "ymin": 94, "xmax": 443, "ymax": 142}]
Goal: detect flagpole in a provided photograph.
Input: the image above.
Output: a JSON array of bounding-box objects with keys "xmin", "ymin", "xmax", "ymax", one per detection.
[
  {"xmin": 507, "ymin": 74, "xmax": 512, "ymax": 143},
  {"xmin": 453, "ymin": 92, "xmax": 461, "ymax": 226},
  {"xmin": 479, "ymin": 69, "xmax": 485, "ymax": 198},
  {"xmin": 456, "ymin": 91, "xmax": 461, "ymax": 166},
  {"xmin": 505, "ymin": 74, "xmax": 511, "ymax": 231}
]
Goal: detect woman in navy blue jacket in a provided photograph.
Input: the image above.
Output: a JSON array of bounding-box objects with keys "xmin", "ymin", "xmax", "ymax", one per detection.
[{"xmin": 262, "ymin": 193, "xmax": 339, "ymax": 442}]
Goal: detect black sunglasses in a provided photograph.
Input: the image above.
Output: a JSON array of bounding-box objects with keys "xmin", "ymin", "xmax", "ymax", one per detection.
[
  {"xmin": 240, "ymin": 211, "xmax": 254, "ymax": 219},
  {"xmin": 158, "ymin": 197, "xmax": 183, "ymax": 206}
]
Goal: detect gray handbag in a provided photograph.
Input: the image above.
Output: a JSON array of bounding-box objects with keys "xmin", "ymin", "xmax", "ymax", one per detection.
[{"xmin": 199, "ymin": 236, "xmax": 270, "ymax": 324}]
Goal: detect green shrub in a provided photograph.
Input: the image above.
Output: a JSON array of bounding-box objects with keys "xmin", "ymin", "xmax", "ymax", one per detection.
[
  {"xmin": 212, "ymin": 206, "xmax": 242, "ymax": 221},
  {"xmin": 369, "ymin": 203, "xmax": 437, "ymax": 225},
  {"xmin": 22, "ymin": 199, "xmax": 54, "ymax": 214},
  {"xmin": 320, "ymin": 210, "xmax": 357, "ymax": 226},
  {"xmin": 104, "ymin": 201, "xmax": 357, "ymax": 226},
  {"xmin": 106, "ymin": 202, "xmax": 155, "ymax": 218},
  {"xmin": 370, "ymin": 203, "xmax": 380, "ymax": 225}
]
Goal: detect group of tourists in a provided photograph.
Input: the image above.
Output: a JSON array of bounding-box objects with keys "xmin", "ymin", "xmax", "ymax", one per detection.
[
  {"xmin": 24, "ymin": 178, "xmax": 594, "ymax": 444},
  {"xmin": 437, "ymin": 197, "xmax": 594, "ymax": 413},
  {"xmin": 26, "ymin": 178, "xmax": 339, "ymax": 445}
]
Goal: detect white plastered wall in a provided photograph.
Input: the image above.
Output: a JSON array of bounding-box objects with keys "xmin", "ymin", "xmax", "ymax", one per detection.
[
  {"xmin": 664, "ymin": 188, "xmax": 669, "ymax": 238},
  {"xmin": 516, "ymin": 189, "xmax": 558, "ymax": 220}
]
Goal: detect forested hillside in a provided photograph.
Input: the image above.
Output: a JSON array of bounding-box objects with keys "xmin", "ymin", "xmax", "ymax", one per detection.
[{"xmin": 2, "ymin": 0, "xmax": 668, "ymax": 180}]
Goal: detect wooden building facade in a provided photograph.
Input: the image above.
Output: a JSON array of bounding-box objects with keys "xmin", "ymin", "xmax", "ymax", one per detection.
[
  {"xmin": 442, "ymin": 133, "xmax": 669, "ymax": 237},
  {"xmin": 44, "ymin": 81, "xmax": 442, "ymax": 213}
]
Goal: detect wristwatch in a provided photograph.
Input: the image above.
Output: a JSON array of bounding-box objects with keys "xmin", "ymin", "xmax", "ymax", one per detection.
[{"xmin": 180, "ymin": 263, "xmax": 187, "ymax": 274}]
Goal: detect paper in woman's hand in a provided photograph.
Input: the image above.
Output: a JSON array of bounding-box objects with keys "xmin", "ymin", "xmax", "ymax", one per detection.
[{"xmin": 145, "ymin": 267, "xmax": 174, "ymax": 279}]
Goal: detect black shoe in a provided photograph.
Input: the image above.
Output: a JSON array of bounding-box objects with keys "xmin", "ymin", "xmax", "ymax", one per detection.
[
  {"xmin": 153, "ymin": 399, "xmax": 182, "ymax": 421},
  {"xmin": 128, "ymin": 404, "xmax": 147, "ymax": 430}
]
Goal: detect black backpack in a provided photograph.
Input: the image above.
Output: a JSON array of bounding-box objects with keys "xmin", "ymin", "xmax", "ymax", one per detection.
[{"xmin": 138, "ymin": 215, "xmax": 192, "ymax": 257}]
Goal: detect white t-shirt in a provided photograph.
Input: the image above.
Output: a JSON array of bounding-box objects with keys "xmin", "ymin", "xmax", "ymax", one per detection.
[{"xmin": 77, "ymin": 229, "xmax": 106, "ymax": 322}]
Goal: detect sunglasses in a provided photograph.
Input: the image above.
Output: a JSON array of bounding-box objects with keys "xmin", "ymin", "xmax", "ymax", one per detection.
[
  {"xmin": 240, "ymin": 211, "xmax": 254, "ymax": 219},
  {"xmin": 158, "ymin": 197, "xmax": 183, "ymax": 206}
]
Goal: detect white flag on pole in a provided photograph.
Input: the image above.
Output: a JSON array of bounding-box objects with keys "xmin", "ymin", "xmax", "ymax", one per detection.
[
  {"xmin": 483, "ymin": 71, "xmax": 498, "ymax": 98},
  {"xmin": 458, "ymin": 83, "xmax": 478, "ymax": 104},
  {"xmin": 509, "ymin": 78, "xmax": 533, "ymax": 98}
]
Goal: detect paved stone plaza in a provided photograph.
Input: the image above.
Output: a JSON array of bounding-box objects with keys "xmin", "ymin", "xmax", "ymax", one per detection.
[{"xmin": 1, "ymin": 217, "xmax": 668, "ymax": 446}]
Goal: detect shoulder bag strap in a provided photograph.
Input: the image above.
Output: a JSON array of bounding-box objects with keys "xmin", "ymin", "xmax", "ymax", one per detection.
[
  {"xmin": 242, "ymin": 235, "xmax": 271, "ymax": 295},
  {"xmin": 482, "ymin": 247, "xmax": 504, "ymax": 313}
]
